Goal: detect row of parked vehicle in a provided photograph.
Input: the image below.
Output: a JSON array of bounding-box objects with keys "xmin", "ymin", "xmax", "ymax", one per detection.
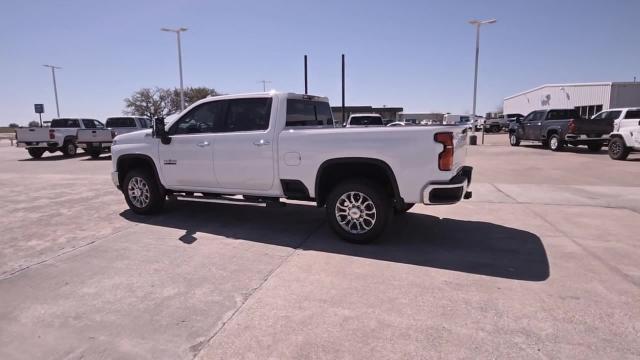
[
  {"xmin": 15, "ymin": 116, "xmax": 151, "ymax": 159},
  {"xmin": 507, "ymin": 107, "xmax": 640, "ymax": 160}
]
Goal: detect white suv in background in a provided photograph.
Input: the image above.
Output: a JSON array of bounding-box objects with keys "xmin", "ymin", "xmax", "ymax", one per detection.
[{"xmin": 600, "ymin": 108, "xmax": 640, "ymax": 160}]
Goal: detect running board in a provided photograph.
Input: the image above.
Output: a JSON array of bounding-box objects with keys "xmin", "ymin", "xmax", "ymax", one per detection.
[{"xmin": 172, "ymin": 194, "xmax": 284, "ymax": 208}]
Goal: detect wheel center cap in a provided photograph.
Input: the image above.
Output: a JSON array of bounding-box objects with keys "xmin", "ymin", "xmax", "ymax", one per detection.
[
  {"xmin": 349, "ymin": 208, "xmax": 361, "ymax": 219},
  {"xmin": 133, "ymin": 189, "xmax": 141, "ymax": 196}
]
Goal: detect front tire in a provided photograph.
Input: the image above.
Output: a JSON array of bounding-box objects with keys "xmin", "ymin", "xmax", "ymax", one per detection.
[
  {"xmin": 326, "ymin": 179, "xmax": 391, "ymax": 244},
  {"xmin": 123, "ymin": 169, "xmax": 165, "ymax": 214},
  {"xmin": 548, "ymin": 134, "xmax": 564, "ymax": 151},
  {"xmin": 509, "ymin": 133, "xmax": 520, "ymax": 146},
  {"xmin": 608, "ymin": 137, "xmax": 630, "ymax": 160},
  {"xmin": 27, "ymin": 148, "xmax": 45, "ymax": 159}
]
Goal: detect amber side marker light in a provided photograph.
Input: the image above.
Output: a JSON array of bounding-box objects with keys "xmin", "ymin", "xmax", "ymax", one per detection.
[{"xmin": 434, "ymin": 132, "xmax": 454, "ymax": 171}]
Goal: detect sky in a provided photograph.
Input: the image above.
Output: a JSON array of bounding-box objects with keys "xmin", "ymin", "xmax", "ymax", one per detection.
[{"xmin": 1, "ymin": 0, "xmax": 639, "ymax": 125}]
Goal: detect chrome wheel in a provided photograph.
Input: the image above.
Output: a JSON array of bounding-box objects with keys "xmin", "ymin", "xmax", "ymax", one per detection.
[
  {"xmin": 67, "ymin": 143, "xmax": 76, "ymax": 155},
  {"xmin": 335, "ymin": 191, "xmax": 377, "ymax": 234},
  {"xmin": 128, "ymin": 176, "xmax": 150, "ymax": 208},
  {"xmin": 550, "ymin": 137, "xmax": 558, "ymax": 150},
  {"xmin": 510, "ymin": 134, "xmax": 516, "ymax": 145}
]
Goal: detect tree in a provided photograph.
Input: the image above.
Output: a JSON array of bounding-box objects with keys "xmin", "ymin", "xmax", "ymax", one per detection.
[
  {"xmin": 8, "ymin": 123, "xmax": 19, "ymax": 128},
  {"xmin": 123, "ymin": 86, "xmax": 221, "ymax": 119},
  {"xmin": 28, "ymin": 120, "xmax": 40, "ymax": 127}
]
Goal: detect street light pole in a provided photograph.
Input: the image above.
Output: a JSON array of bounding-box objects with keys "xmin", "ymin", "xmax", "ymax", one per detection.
[
  {"xmin": 161, "ymin": 27, "xmax": 188, "ymax": 112},
  {"xmin": 468, "ymin": 19, "xmax": 496, "ymax": 145},
  {"xmin": 258, "ymin": 80, "xmax": 272, "ymax": 92},
  {"xmin": 43, "ymin": 64, "xmax": 62, "ymax": 117}
]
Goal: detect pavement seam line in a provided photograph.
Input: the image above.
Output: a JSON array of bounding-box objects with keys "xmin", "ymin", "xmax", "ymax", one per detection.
[
  {"xmin": 0, "ymin": 222, "xmax": 141, "ymax": 281},
  {"xmin": 525, "ymin": 205, "xmax": 639, "ymax": 289},
  {"xmin": 192, "ymin": 219, "xmax": 326, "ymax": 360},
  {"xmin": 491, "ymin": 183, "xmax": 520, "ymax": 203}
]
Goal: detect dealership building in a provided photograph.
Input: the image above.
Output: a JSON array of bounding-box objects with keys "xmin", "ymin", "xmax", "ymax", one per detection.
[{"xmin": 504, "ymin": 82, "xmax": 640, "ymax": 118}]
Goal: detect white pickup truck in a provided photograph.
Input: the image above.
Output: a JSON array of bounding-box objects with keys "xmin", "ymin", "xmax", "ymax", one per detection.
[
  {"xmin": 110, "ymin": 92, "xmax": 473, "ymax": 243},
  {"xmin": 604, "ymin": 108, "xmax": 640, "ymax": 160},
  {"xmin": 15, "ymin": 118, "xmax": 103, "ymax": 158},
  {"xmin": 77, "ymin": 116, "xmax": 151, "ymax": 158}
]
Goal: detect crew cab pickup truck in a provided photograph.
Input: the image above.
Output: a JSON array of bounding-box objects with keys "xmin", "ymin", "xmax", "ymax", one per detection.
[
  {"xmin": 110, "ymin": 92, "xmax": 473, "ymax": 243},
  {"xmin": 15, "ymin": 118, "xmax": 103, "ymax": 158},
  {"xmin": 604, "ymin": 108, "xmax": 640, "ymax": 160},
  {"xmin": 77, "ymin": 116, "xmax": 151, "ymax": 158},
  {"xmin": 509, "ymin": 109, "xmax": 613, "ymax": 151},
  {"xmin": 484, "ymin": 113, "xmax": 523, "ymax": 133}
]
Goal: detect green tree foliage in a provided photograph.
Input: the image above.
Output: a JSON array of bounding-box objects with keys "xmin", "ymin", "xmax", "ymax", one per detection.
[
  {"xmin": 8, "ymin": 123, "xmax": 20, "ymax": 128},
  {"xmin": 123, "ymin": 86, "xmax": 221, "ymax": 119},
  {"xmin": 28, "ymin": 120, "xmax": 41, "ymax": 127}
]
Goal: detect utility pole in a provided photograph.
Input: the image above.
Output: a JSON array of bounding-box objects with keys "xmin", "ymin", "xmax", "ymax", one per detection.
[
  {"xmin": 161, "ymin": 27, "xmax": 188, "ymax": 111},
  {"xmin": 341, "ymin": 54, "xmax": 345, "ymax": 126},
  {"xmin": 304, "ymin": 55, "xmax": 308, "ymax": 94},
  {"xmin": 468, "ymin": 19, "xmax": 496, "ymax": 145},
  {"xmin": 258, "ymin": 80, "xmax": 272, "ymax": 92},
  {"xmin": 43, "ymin": 65, "xmax": 62, "ymax": 117}
]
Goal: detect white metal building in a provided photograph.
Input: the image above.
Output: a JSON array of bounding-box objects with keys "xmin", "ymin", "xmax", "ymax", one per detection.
[{"xmin": 504, "ymin": 82, "xmax": 640, "ymax": 118}]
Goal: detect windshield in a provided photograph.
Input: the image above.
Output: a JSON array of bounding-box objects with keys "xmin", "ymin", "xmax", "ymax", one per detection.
[
  {"xmin": 459, "ymin": 116, "xmax": 470, "ymax": 123},
  {"xmin": 349, "ymin": 116, "xmax": 383, "ymax": 126},
  {"xmin": 106, "ymin": 117, "xmax": 137, "ymax": 128},
  {"xmin": 50, "ymin": 119, "xmax": 80, "ymax": 128}
]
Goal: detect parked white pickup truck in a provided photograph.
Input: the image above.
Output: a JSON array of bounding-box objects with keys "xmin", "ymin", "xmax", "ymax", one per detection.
[
  {"xmin": 77, "ymin": 116, "xmax": 151, "ymax": 158},
  {"xmin": 604, "ymin": 107, "xmax": 640, "ymax": 160},
  {"xmin": 15, "ymin": 118, "xmax": 103, "ymax": 158},
  {"xmin": 111, "ymin": 92, "xmax": 473, "ymax": 243},
  {"xmin": 346, "ymin": 113, "xmax": 384, "ymax": 127}
]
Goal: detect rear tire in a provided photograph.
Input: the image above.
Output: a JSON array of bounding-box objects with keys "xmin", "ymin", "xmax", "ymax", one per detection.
[
  {"xmin": 608, "ymin": 137, "xmax": 630, "ymax": 160},
  {"xmin": 123, "ymin": 169, "xmax": 165, "ymax": 214},
  {"xmin": 548, "ymin": 134, "xmax": 564, "ymax": 151},
  {"xmin": 61, "ymin": 141, "xmax": 77, "ymax": 157},
  {"xmin": 27, "ymin": 148, "xmax": 45, "ymax": 159},
  {"xmin": 326, "ymin": 179, "xmax": 391, "ymax": 244},
  {"xmin": 509, "ymin": 133, "xmax": 520, "ymax": 146},
  {"xmin": 587, "ymin": 143, "xmax": 603, "ymax": 152}
]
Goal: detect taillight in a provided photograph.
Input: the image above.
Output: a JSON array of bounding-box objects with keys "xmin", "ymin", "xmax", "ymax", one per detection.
[
  {"xmin": 434, "ymin": 132, "xmax": 454, "ymax": 171},
  {"xmin": 49, "ymin": 129, "xmax": 55, "ymax": 140},
  {"xmin": 567, "ymin": 119, "xmax": 577, "ymax": 134}
]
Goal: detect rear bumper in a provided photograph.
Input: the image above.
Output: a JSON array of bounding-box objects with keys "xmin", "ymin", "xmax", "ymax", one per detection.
[
  {"xmin": 78, "ymin": 142, "xmax": 112, "ymax": 149},
  {"xmin": 17, "ymin": 142, "xmax": 59, "ymax": 148},
  {"xmin": 422, "ymin": 166, "xmax": 473, "ymax": 205},
  {"xmin": 565, "ymin": 134, "xmax": 609, "ymax": 144}
]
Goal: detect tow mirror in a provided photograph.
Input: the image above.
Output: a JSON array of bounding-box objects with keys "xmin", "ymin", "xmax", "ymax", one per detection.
[{"xmin": 153, "ymin": 117, "xmax": 171, "ymax": 145}]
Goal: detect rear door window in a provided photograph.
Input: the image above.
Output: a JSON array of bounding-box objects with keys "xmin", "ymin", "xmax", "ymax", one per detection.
[
  {"xmin": 546, "ymin": 110, "xmax": 579, "ymax": 120},
  {"xmin": 223, "ymin": 98, "xmax": 272, "ymax": 132},
  {"xmin": 50, "ymin": 119, "xmax": 80, "ymax": 128},
  {"xmin": 106, "ymin": 117, "xmax": 137, "ymax": 128},
  {"xmin": 624, "ymin": 110, "xmax": 640, "ymax": 119}
]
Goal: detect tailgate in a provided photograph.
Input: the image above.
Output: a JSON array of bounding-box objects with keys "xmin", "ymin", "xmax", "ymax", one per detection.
[
  {"xmin": 574, "ymin": 118, "xmax": 613, "ymax": 135},
  {"xmin": 77, "ymin": 129, "xmax": 113, "ymax": 143},
  {"xmin": 15, "ymin": 128, "xmax": 50, "ymax": 142},
  {"xmin": 452, "ymin": 127, "xmax": 468, "ymax": 170}
]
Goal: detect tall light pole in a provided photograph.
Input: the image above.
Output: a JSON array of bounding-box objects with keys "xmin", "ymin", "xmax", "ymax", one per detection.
[
  {"xmin": 161, "ymin": 27, "xmax": 188, "ymax": 111},
  {"xmin": 43, "ymin": 64, "xmax": 62, "ymax": 117},
  {"xmin": 468, "ymin": 18, "xmax": 496, "ymax": 145},
  {"xmin": 258, "ymin": 80, "xmax": 272, "ymax": 92}
]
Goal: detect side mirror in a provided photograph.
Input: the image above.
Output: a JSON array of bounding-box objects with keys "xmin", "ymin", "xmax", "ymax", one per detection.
[{"xmin": 153, "ymin": 117, "xmax": 171, "ymax": 145}]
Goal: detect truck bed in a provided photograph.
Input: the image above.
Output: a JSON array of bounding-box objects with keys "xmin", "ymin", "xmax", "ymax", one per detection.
[{"xmin": 572, "ymin": 118, "xmax": 614, "ymax": 135}]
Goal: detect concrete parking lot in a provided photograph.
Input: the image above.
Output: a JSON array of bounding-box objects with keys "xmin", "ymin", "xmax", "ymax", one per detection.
[{"xmin": 0, "ymin": 135, "xmax": 639, "ymax": 359}]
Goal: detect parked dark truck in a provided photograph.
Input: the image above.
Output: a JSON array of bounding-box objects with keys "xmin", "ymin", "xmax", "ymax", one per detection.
[{"xmin": 508, "ymin": 109, "xmax": 614, "ymax": 151}]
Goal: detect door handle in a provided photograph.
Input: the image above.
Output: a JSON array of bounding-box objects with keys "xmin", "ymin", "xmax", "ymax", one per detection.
[
  {"xmin": 253, "ymin": 139, "xmax": 271, "ymax": 146},
  {"xmin": 196, "ymin": 141, "xmax": 210, "ymax": 147}
]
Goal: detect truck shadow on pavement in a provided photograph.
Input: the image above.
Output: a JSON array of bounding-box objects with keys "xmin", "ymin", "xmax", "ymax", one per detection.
[
  {"xmin": 520, "ymin": 144, "xmax": 609, "ymax": 155},
  {"xmin": 18, "ymin": 153, "xmax": 90, "ymax": 161},
  {"xmin": 120, "ymin": 201, "xmax": 550, "ymax": 282}
]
